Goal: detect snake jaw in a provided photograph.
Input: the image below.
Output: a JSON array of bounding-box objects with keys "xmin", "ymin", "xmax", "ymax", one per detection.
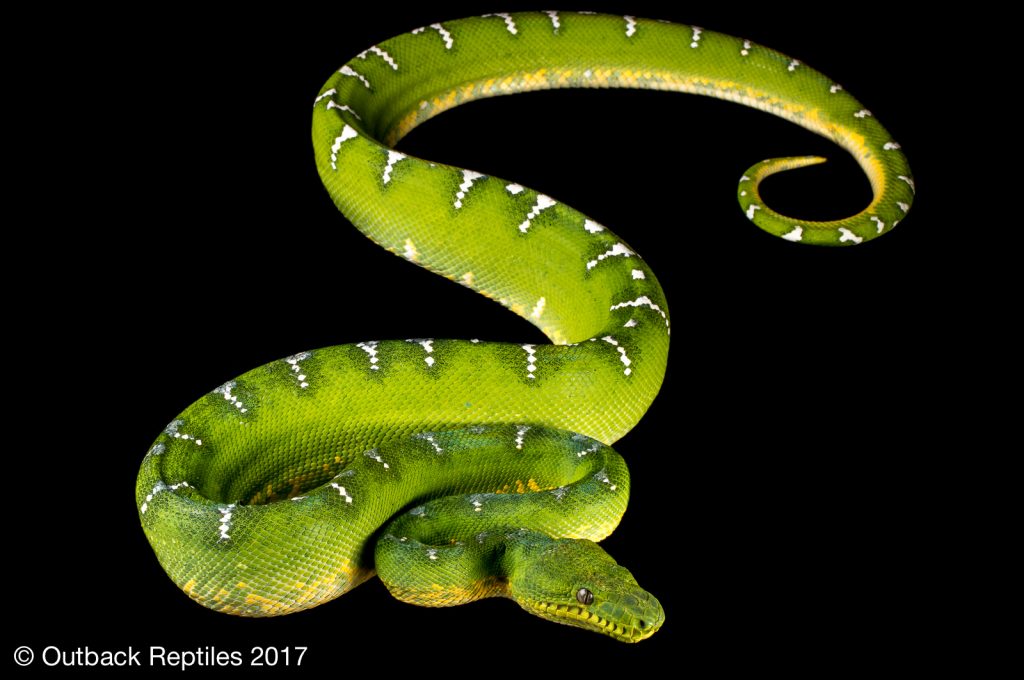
[{"xmin": 530, "ymin": 599, "xmax": 664, "ymax": 643}]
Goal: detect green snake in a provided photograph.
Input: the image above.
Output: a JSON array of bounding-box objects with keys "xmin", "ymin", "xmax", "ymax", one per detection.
[{"xmin": 136, "ymin": 12, "xmax": 913, "ymax": 643}]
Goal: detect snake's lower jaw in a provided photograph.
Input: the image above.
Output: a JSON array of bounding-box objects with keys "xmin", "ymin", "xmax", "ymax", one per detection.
[{"xmin": 527, "ymin": 594, "xmax": 664, "ymax": 643}]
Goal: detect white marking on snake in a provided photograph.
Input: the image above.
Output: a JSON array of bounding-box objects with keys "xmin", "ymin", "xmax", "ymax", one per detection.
[
  {"xmin": 624, "ymin": 318, "xmax": 637, "ymax": 328},
  {"xmin": 854, "ymin": 109, "xmax": 872, "ymax": 118},
  {"xmin": 545, "ymin": 10, "xmax": 560, "ymax": 32},
  {"xmin": 610, "ymin": 295, "xmax": 670, "ymax": 333},
  {"xmin": 382, "ymin": 150, "xmax": 406, "ymax": 185},
  {"xmin": 141, "ymin": 480, "xmax": 190, "ymax": 514},
  {"xmin": 358, "ymin": 45, "xmax": 398, "ymax": 70},
  {"xmin": 898, "ymin": 175, "xmax": 916, "ymax": 193},
  {"xmin": 339, "ymin": 65, "xmax": 371, "ymax": 89},
  {"xmin": 624, "ymin": 15, "xmax": 637, "ymax": 37},
  {"xmin": 461, "ymin": 272, "xmax": 474, "ymax": 286},
  {"xmin": 782, "ymin": 226, "xmax": 804, "ymax": 242},
  {"xmin": 530, "ymin": 297, "xmax": 546, "ymax": 319},
  {"xmin": 740, "ymin": 190, "xmax": 747, "ymax": 197},
  {"xmin": 551, "ymin": 486, "xmax": 569, "ymax": 500},
  {"xmin": 870, "ymin": 216, "xmax": 885, "ymax": 233},
  {"xmin": 330, "ymin": 483, "xmax": 353, "ymax": 503},
  {"xmin": 470, "ymin": 495, "xmax": 485, "ymax": 512},
  {"xmin": 215, "ymin": 381, "xmax": 247, "ymax": 414},
  {"xmin": 416, "ymin": 339, "xmax": 435, "ymax": 367},
  {"xmin": 141, "ymin": 481, "xmax": 166, "ymax": 514},
  {"xmin": 313, "ymin": 89, "xmax": 336, "ymax": 107},
  {"xmin": 577, "ymin": 442, "xmax": 600, "ymax": 458},
  {"xmin": 285, "ymin": 351, "xmax": 311, "ymax": 389},
  {"xmin": 326, "ymin": 100, "xmax": 362, "ymax": 120},
  {"xmin": 583, "ymin": 69, "xmax": 592, "ymax": 78},
  {"xmin": 427, "ymin": 548, "xmax": 438, "ymax": 561},
  {"xmin": 290, "ymin": 496, "xmax": 307, "ymax": 501},
  {"xmin": 483, "ymin": 13, "xmax": 517, "ymax": 34},
  {"xmin": 602, "ymin": 336, "xmax": 632, "ymax": 376},
  {"xmin": 788, "ymin": 59, "xmax": 800, "ymax": 72},
  {"xmin": 403, "ymin": 238, "xmax": 419, "ymax": 261},
  {"xmin": 454, "ymin": 169, "xmax": 484, "ymax": 209},
  {"xmin": 313, "ymin": 90, "xmax": 337, "ymax": 109},
  {"xmin": 830, "ymin": 84, "xmax": 843, "ymax": 93},
  {"xmin": 741, "ymin": 40, "xmax": 751, "ymax": 56},
  {"xmin": 364, "ymin": 449, "xmax": 390, "ymax": 469},
  {"xmin": 165, "ymin": 420, "xmax": 202, "ymax": 446},
  {"xmin": 594, "ymin": 469, "xmax": 617, "ymax": 491},
  {"xmin": 746, "ymin": 204, "xmax": 761, "ymax": 220},
  {"xmin": 631, "ymin": 269, "xmax": 645, "ymax": 280},
  {"xmin": 147, "ymin": 443, "xmax": 165, "ymax": 457},
  {"xmin": 470, "ymin": 339, "xmax": 480, "ymax": 344},
  {"xmin": 410, "ymin": 506, "xmax": 426, "ymax": 517},
  {"xmin": 505, "ymin": 183, "xmax": 524, "ymax": 195},
  {"xmin": 897, "ymin": 202, "xmax": 910, "ymax": 213},
  {"xmin": 584, "ymin": 219, "xmax": 604, "ymax": 234},
  {"xmin": 838, "ymin": 228, "xmax": 863, "ymax": 244},
  {"xmin": 740, "ymin": 175, "xmax": 750, "ymax": 182},
  {"xmin": 356, "ymin": 341, "xmax": 380, "ymax": 371},
  {"xmin": 218, "ymin": 504, "xmax": 236, "ymax": 541},
  {"xmin": 329, "ymin": 125, "xmax": 358, "ymax": 170},
  {"xmin": 415, "ymin": 433, "xmax": 443, "ymax": 454},
  {"xmin": 518, "ymin": 195, "xmax": 556, "ymax": 232},
  {"xmin": 586, "ymin": 242, "xmax": 633, "ymax": 270},
  {"xmin": 429, "ymin": 23, "xmax": 454, "ymax": 49},
  {"xmin": 515, "ymin": 425, "xmax": 530, "ymax": 450},
  {"xmin": 523, "ymin": 344, "xmax": 538, "ymax": 379},
  {"xmin": 690, "ymin": 26, "xmax": 702, "ymax": 47},
  {"xmin": 883, "ymin": 141, "xmax": 901, "ymax": 150}
]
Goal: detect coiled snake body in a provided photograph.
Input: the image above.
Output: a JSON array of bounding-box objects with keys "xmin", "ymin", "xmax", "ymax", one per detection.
[{"xmin": 137, "ymin": 12, "xmax": 913, "ymax": 642}]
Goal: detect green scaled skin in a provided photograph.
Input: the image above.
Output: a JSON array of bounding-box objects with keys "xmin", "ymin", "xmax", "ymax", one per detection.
[{"xmin": 136, "ymin": 12, "xmax": 913, "ymax": 642}]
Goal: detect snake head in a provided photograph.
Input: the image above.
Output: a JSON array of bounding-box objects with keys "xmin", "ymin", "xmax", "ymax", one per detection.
[{"xmin": 508, "ymin": 536, "xmax": 664, "ymax": 643}]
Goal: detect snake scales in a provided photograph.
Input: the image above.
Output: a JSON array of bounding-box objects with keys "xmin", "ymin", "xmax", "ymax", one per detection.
[{"xmin": 136, "ymin": 12, "xmax": 913, "ymax": 643}]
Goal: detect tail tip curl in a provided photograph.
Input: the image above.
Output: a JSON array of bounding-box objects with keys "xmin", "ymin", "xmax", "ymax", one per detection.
[{"xmin": 736, "ymin": 155, "xmax": 902, "ymax": 246}]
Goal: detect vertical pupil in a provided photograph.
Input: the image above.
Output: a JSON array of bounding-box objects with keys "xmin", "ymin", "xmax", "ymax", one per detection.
[{"xmin": 576, "ymin": 588, "xmax": 593, "ymax": 605}]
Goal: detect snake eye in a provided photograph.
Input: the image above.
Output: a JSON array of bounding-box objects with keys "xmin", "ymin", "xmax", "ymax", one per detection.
[{"xmin": 576, "ymin": 588, "xmax": 594, "ymax": 605}]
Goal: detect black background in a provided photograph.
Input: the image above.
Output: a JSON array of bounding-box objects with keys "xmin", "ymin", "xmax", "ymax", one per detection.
[{"xmin": 14, "ymin": 1, "xmax": 944, "ymax": 675}]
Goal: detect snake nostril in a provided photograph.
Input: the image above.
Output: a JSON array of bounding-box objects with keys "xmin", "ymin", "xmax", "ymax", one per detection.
[{"xmin": 638, "ymin": 619, "xmax": 647, "ymax": 629}]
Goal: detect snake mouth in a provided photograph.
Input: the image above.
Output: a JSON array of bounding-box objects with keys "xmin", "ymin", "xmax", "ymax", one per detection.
[{"xmin": 532, "ymin": 601, "xmax": 660, "ymax": 643}]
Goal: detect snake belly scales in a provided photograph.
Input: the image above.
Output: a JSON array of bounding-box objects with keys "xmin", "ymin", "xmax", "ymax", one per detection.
[{"xmin": 136, "ymin": 12, "xmax": 913, "ymax": 643}]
